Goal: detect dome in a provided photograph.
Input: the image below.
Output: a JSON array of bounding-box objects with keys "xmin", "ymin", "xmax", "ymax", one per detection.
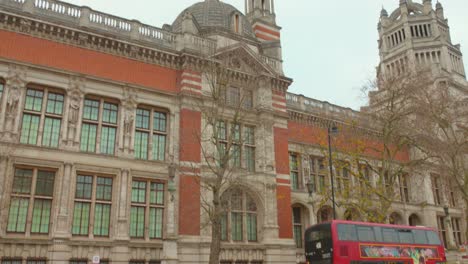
[{"xmin": 172, "ymin": 0, "xmax": 255, "ymax": 38}]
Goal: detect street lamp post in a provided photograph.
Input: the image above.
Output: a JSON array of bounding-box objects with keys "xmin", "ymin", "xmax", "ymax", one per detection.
[{"xmin": 328, "ymin": 125, "xmax": 338, "ymax": 220}]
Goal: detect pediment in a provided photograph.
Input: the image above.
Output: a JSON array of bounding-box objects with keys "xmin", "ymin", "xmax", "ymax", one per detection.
[{"xmin": 213, "ymin": 44, "xmax": 277, "ymax": 77}]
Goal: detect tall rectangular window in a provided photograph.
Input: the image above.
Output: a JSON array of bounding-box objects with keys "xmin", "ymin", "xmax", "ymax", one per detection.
[
  {"xmin": 134, "ymin": 108, "xmax": 167, "ymax": 161},
  {"xmin": 431, "ymin": 175, "xmax": 441, "ymax": 205},
  {"xmin": 20, "ymin": 88, "xmax": 63, "ymax": 147},
  {"xmin": 80, "ymin": 98, "xmax": 118, "ymax": 155},
  {"xmin": 289, "ymin": 153, "xmax": 300, "ymax": 190},
  {"xmin": 72, "ymin": 174, "xmax": 113, "ymax": 237},
  {"xmin": 310, "ymin": 157, "xmax": 326, "ymax": 192},
  {"xmin": 130, "ymin": 180, "xmax": 165, "ymax": 239},
  {"xmin": 0, "ymin": 81, "xmax": 4, "ymax": 101},
  {"xmin": 293, "ymin": 207, "xmax": 303, "ymax": 248},
  {"xmin": 452, "ymin": 218, "xmax": 462, "ymax": 246},
  {"xmin": 26, "ymin": 259, "xmax": 47, "ymax": 264},
  {"xmin": 244, "ymin": 126, "xmax": 255, "ymax": 172},
  {"xmin": 437, "ymin": 216, "xmax": 447, "ymax": 247},
  {"xmin": 1, "ymin": 259, "xmax": 22, "ymax": 264},
  {"xmin": 7, "ymin": 168, "xmax": 55, "ymax": 234},
  {"xmin": 399, "ymin": 174, "xmax": 410, "ymax": 202},
  {"xmin": 335, "ymin": 161, "xmax": 350, "ymax": 194}
]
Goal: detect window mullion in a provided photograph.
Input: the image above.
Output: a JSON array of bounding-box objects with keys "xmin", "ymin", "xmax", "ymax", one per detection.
[
  {"xmin": 36, "ymin": 90, "xmax": 48, "ymax": 146},
  {"xmin": 26, "ymin": 169, "xmax": 38, "ymax": 235},
  {"xmin": 96, "ymin": 100, "xmax": 104, "ymax": 154},
  {"xmin": 89, "ymin": 175, "xmax": 98, "ymax": 238},
  {"xmin": 148, "ymin": 111, "xmax": 154, "ymax": 160},
  {"xmin": 145, "ymin": 181, "xmax": 150, "ymax": 240}
]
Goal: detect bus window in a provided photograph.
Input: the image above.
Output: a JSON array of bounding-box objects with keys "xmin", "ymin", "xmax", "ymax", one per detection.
[
  {"xmin": 426, "ymin": 230, "xmax": 442, "ymax": 245},
  {"xmin": 357, "ymin": 225, "xmax": 375, "ymax": 242},
  {"xmin": 337, "ymin": 224, "xmax": 357, "ymax": 241},
  {"xmin": 413, "ymin": 229, "xmax": 428, "ymax": 244},
  {"xmin": 398, "ymin": 229, "xmax": 414, "ymax": 244},
  {"xmin": 382, "ymin": 228, "xmax": 399, "ymax": 243}
]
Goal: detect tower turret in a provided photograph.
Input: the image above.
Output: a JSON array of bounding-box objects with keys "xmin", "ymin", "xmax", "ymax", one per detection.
[{"xmin": 377, "ymin": 0, "xmax": 465, "ymax": 80}]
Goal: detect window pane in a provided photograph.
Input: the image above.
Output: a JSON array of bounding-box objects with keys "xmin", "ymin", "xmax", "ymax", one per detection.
[
  {"xmin": 413, "ymin": 229, "xmax": 428, "ymax": 244},
  {"xmin": 7, "ymin": 198, "xmax": 29, "ymax": 232},
  {"xmin": 46, "ymin": 92, "xmax": 64, "ymax": 115},
  {"xmin": 12, "ymin": 168, "xmax": 33, "ymax": 194},
  {"xmin": 357, "ymin": 226, "xmax": 376, "ymax": 242},
  {"xmin": 20, "ymin": 114, "xmax": 40, "ymax": 145},
  {"xmin": 149, "ymin": 208, "xmax": 163, "ymax": 238},
  {"xmin": 245, "ymin": 146, "xmax": 255, "ymax": 172},
  {"xmin": 83, "ymin": 99, "xmax": 100, "ymax": 121},
  {"xmin": 382, "ymin": 228, "xmax": 399, "ymax": 243},
  {"xmin": 69, "ymin": 260, "xmax": 88, "ymax": 264},
  {"xmin": 134, "ymin": 131, "xmax": 149, "ymax": 159},
  {"xmin": 153, "ymin": 112, "xmax": 166, "ymax": 132},
  {"xmin": 131, "ymin": 181, "xmax": 146, "ymax": 203},
  {"xmin": 27, "ymin": 260, "xmax": 47, "ymax": 264},
  {"xmin": 217, "ymin": 121, "xmax": 226, "ymax": 140},
  {"xmin": 75, "ymin": 175, "xmax": 93, "ymax": 199},
  {"xmin": 100, "ymin": 126, "xmax": 116, "ymax": 155},
  {"xmin": 232, "ymin": 145, "xmax": 241, "ymax": 168},
  {"xmin": 80, "ymin": 123, "xmax": 97, "ymax": 152},
  {"xmin": 291, "ymin": 172, "xmax": 299, "ymax": 190},
  {"xmin": 0, "ymin": 83, "xmax": 3, "ymax": 97},
  {"xmin": 42, "ymin": 117, "xmax": 61, "ymax": 148},
  {"xmin": 150, "ymin": 183, "xmax": 164, "ymax": 205},
  {"xmin": 96, "ymin": 177, "xmax": 113, "ymax": 201},
  {"xmin": 25, "ymin": 89, "xmax": 44, "ymax": 112},
  {"xmin": 337, "ymin": 224, "xmax": 357, "ymax": 241},
  {"xmin": 31, "ymin": 199, "xmax": 51, "ymax": 233},
  {"xmin": 294, "ymin": 224, "xmax": 303, "ymax": 248},
  {"xmin": 72, "ymin": 202, "xmax": 90, "ymax": 235},
  {"xmin": 152, "ymin": 134, "xmax": 166, "ymax": 161},
  {"xmin": 247, "ymin": 213, "xmax": 257, "ymax": 241},
  {"xmin": 94, "ymin": 203, "xmax": 111, "ymax": 236},
  {"xmin": 244, "ymin": 126, "xmax": 255, "ymax": 145},
  {"xmin": 35, "ymin": 170, "xmax": 55, "ymax": 196},
  {"xmin": 231, "ymin": 212, "xmax": 243, "ymax": 241},
  {"xmin": 130, "ymin": 206, "xmax": 145, "ymax": 237},
  {"xmin": 221, "ymin": 213, "xmax": 227, "ymax": 241},
  {"xmin": 2, "ymin": 259, "xmax": 23, "ymax": 264},
  {"xmin": 102, "ymin": 102, "xmax": 118, "ymax": 124},
  {"xmin": 136, "ymin": 108, "xmax": 150, "ymax": 129}
]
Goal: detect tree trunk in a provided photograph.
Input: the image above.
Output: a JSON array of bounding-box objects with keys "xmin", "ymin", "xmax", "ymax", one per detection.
[{"xmin": 209, "ymin": 188, "xmax": 222, "ymax": 264}]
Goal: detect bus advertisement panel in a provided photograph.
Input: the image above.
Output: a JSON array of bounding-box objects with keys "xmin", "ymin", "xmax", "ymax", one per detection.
[{"xmin": 304, "ymin": 220, "xmax": 446, "ymax": 264}]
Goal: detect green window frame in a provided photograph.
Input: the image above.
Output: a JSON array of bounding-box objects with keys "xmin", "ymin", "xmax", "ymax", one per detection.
[
  {"xmin": 220, "ymin": 188, "xmax": 258, "ymax": 242},
  {"xmin": 292, "ymin": 207, "xmax": 303, "ymax": 248},
  {"xmin": 0, "ymin": 81, "xmax": 4, "ymax": 98},
  {"xmin": 80, "ymin": 98, "xmax": 118, "ymax": 155},
  {"xmin": 20, "ymin": 88, "xmax": 64, "ymax": 148},
  {"xmin": 135, "ymin": 108, "xmax": 167, "ymax": 161},
  {"xmin": 130, "ymin": 180, "xmax": 165, "ymax": 239},
  {"xmin": 72, "ymin": 174, "xmax": 113, "ymax": 237},
  {"xmin": 7, "ymin": 168, "xmax": 55, "ymax": 234}
]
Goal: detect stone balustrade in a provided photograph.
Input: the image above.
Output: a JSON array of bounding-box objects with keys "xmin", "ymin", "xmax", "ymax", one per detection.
[
  {"xmin": 261, "ymin": 55, "xmax": 283, "ymax": 74},
  {"xmin": 286, "ymin": 92, "xmax": 361, "ymax": 121},
  {"xmin": 0, "ymin": 0, "xmax": 176, "ymax": 47}
]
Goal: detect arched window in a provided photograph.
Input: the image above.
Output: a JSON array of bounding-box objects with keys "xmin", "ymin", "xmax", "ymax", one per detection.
[
  {"xmin": 292, "ymin": 205, "xmax": 308, "ymax": 248},
  {"xmin": 221, "ymin": 188, "xmax": 258, "ymax": 242},
  {"xmin": 344, "ymin": 208, "xmax": 361, "ymax": 221},
  {"xmin": 234, "ymin": 14, "xmax": 240, "ymax": 33},
  {"xmin": 409, "ymin": 214, "xmax": 422, "ymax": 226},
  {"xmin": 389, "ymin": 212, "xmax": 403, "ymax": 225},
  {"xmin": 317, "ymin": 206, "xmax": 333, "ymax": 223}
]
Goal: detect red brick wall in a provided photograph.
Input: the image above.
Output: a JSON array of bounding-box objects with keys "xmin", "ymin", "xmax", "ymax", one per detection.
[
  {"xmin": 274, "ymin": 127, "xmax": 289, "ymax": 175},
  {"xmin": 273, "ymin": 127, "xmax": 293, "ymax": 238},
  {"xmin": 276, "ymin": 184, "xmax": 293, "ymax": 238},
  {"xmin": 0, "ymin": 30, "xmax": 178, "ymax": 92},
  {"xmin": 288, "ymin": 121, "xmax": 409, "ymax": 162},
  {"xmin": 178, "ymin": 175, "xmax": 201, "ymax": 235},
  {"xmin": 178, "ymin": 108, "xmax": 202, "ymax": 235},
  {"xmin": 179, "ymin": 109, "xmax": 202, "ymax": 163}
]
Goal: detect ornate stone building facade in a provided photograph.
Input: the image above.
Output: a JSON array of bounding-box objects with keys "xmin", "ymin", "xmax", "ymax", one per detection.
[{"xmin": 0, "ymin": 0, "xmax": 465, "ymax": 264}]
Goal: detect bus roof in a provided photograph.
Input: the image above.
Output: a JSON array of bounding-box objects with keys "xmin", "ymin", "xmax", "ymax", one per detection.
[{"xmin": 319, "ymin": 220, "xmax": 436, "ymax": 231}]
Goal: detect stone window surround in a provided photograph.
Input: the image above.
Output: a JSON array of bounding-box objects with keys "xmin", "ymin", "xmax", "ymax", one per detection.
[{"xmin": 0, "ymin": 75, "xmax": 175, "ymax": 162}]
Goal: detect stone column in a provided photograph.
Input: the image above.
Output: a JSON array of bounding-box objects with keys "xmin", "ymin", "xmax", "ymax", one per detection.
[
  {"xmin": 116, "ymin": 168, "xmax": 130, "ymax": 240},
  {"xmin": 55, "ymin": 162, "xmax": 73, "ymax": 238}
]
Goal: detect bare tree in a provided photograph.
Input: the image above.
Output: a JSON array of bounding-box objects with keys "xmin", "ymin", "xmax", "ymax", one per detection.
[
  {"xmin": 410, "ymin": 78, "xmax": 468, "ymax": 239},
  {"xmin": 184, "ymin": 54, "xmax": 259, "ymax": 264},
  {"xmin": 314, "ymin": 69, "xmax": 434, "ymax": 223}
]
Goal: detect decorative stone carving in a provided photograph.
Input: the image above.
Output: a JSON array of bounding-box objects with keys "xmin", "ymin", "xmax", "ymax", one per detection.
[
  {"xmin": 122, "ymin": 86, "xmax": 137, "ymax": 154},
  {"xmin": 66, "ymin": 76, "xmax": 85, "ymax": 147},
  {"xmin": 3, "ymin": 65, "xmax": 27, "ymax": 139},
  {"xmin": 19, "ymin": 18, "xmax": 32, "ymax": 33}
]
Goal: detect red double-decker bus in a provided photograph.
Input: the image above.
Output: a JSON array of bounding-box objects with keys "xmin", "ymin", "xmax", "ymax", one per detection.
[{"xmin": 304, "ymin": 220, "xmax": 446, "ymax": 264}]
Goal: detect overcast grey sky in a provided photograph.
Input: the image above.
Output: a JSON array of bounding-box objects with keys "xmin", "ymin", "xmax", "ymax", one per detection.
[{"xmin": 61, "ymin": 0, "xmax": 468, "ymax": 110}]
